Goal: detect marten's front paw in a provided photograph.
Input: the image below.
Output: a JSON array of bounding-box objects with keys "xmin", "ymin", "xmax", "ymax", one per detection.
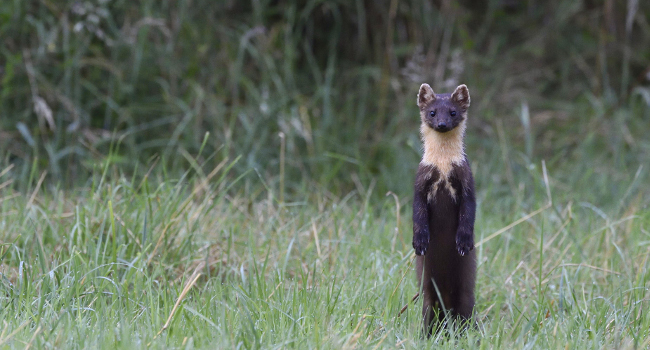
[
  {"xmin": 456, "ymin": 232, "xmax": 474, "ymax": 257},
  {"xmin": 413, "ymin": 235, "xmax": 429, "ymax": 256}
]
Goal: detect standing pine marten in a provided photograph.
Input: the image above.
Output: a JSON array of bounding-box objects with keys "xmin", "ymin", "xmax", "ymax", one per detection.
[{"xmin": 413, "ymin": 83, "xmax": 476, "ymax": 334}]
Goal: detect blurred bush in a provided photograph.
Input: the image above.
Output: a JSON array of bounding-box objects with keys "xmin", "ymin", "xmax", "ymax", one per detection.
[{"xmin": 1, "ymin": 0, "xmax": 649, "ymax": 196}]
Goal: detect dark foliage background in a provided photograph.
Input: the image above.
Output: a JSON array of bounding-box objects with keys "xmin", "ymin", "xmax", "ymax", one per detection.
[{"xmin": 1, "ymin": 0, "xmax": 649, "ymax": 203}]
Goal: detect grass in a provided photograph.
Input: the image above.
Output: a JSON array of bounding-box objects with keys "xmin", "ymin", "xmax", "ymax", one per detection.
[
  {"xmin": 2, "ymin": 1, "xmax": 650, "ymax": 197},
  {"xmin": 1, "ymin": 1, "xmax": 650, "ymax": 348},
  {"xmin": 1, "ymin": 141, "xmax": 649, "ymax": 348}
]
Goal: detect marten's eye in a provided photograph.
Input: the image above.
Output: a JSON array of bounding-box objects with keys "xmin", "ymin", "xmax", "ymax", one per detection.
[
  {"xmin": 430, "ymin": 111, "xmax": 436, "ymax": 117},
  {"xmin": 450, "ymin": 110, "xmax": 457, "ymax": 117}
]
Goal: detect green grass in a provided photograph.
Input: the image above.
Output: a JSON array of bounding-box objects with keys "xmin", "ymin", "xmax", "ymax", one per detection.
[
  {"xmin": 1, "ymin": 147, "xmax": 648, "ymax": 349},
  {"xmin": 2, "ymin": 1, "xmax": 650, "ymax": 348},
  {"xmin": 2, "ymin": 1, "xmax": 650, "ymax": 197}
]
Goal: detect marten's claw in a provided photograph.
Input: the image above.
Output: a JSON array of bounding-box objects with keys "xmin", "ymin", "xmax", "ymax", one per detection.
[
  {"xmin": 413, "ymin": 235, "xmax": 429, "ymax": 256},
  {"xmin": 456, "ymin": 234, "xmax": 474, "ymax": 256}
]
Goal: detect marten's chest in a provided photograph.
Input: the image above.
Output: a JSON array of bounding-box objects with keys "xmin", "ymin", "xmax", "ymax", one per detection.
[
  {"xmin": 423, "ymin": 166, "xmax": 462, "ymax": 204},
  {"xmin": 419, "ymin": 164, "xmax": 463, "ymax": 233},
  {"xmin": 428, "ymin": 174, "xmax": 458, "ymax": 203}
]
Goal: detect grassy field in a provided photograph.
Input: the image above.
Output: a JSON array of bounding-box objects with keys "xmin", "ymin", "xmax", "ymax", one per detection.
[
  {"xmin": 2, "ymin": 1, "xmax": 650, "ymax": 349},
  {"xmin": 1, "ymin": 137, "xmax": 649, "ymax": 348}
]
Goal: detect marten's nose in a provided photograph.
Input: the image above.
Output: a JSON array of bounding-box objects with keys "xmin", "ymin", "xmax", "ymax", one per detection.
[{"xmin": 437, "ymin": 121, "xmax": 447, "ymax": 129}]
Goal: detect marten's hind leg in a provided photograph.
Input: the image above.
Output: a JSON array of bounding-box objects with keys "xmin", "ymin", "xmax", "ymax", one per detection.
[
  {"xmin": 451, "ymin": 252, "xmax": 477, "ymax": 331},
  {"xmin": 454, "ymin": 290, "xmax": 474, "ymax": 320},
  {"xmin": 417, "ymin": 256, "xmax": 439, "ymax": 336}
]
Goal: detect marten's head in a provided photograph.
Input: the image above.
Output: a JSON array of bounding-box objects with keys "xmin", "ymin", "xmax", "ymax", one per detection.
[{"xmin": 417, "ymin": 84, "xmax": 470, "ymax": 133}]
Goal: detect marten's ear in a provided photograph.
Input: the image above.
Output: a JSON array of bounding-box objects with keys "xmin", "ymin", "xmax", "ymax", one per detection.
[
  {"xmin": 417, "ymin": 83, "xmax": 436, "ymax": 109},
  {"xmin": 451, "ymin": 84, "xmax": 470, "ymax": 110}
]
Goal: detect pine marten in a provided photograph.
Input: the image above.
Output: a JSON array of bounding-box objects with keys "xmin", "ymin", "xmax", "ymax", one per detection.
[{"xmin": 412, "ymin": 83, "xmax": 476, "ymax": 334}]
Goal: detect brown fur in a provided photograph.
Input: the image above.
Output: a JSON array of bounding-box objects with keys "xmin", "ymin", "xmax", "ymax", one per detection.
[{"xmin": 413, "ymin": 83, "xmax": 477, "ymax": 335}]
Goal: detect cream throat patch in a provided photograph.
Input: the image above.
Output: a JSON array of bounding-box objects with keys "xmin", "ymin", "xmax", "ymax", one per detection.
[{"xmin": 420, "ymin": 120, "xmax": 466, "ymax": 175}]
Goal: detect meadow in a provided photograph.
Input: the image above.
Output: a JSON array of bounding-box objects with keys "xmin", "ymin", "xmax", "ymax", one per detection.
[{"xmin": 1, "ymin": 1, "xmax": 650, "ymax": 349}]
